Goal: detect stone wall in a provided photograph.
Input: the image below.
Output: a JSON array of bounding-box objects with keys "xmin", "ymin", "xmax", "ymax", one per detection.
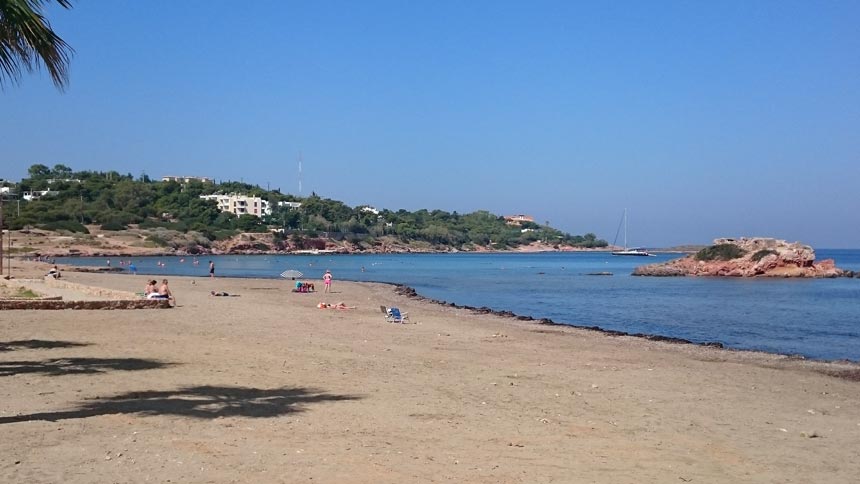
[
  {"xmin": 0, "ymin": 299, "xmax": 171, "ymax": 310},
  {"xmin": 0, "ymin": 278, "xmax": 170, "ymax": 310}
]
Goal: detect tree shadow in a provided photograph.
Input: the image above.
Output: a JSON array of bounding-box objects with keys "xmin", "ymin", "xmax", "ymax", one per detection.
[
  {"xmin": 0, "ymin": 358, "xmax": 173, "ymax": 377},
  {"xmin": 0, "ymin": 340, "xmax": 91, "ymax": 352},
  {"xmin": 0, "ymin": 385, "xmax": 361, "ymax": 424}
]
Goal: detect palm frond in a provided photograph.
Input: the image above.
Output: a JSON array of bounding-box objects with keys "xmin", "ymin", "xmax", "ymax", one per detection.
[{"xmin": 0, "ymin": 0, "xmax": 74, "ymax": 90}]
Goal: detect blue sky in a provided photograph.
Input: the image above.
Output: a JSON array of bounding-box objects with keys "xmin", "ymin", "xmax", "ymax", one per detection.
[{"xmin": 2, "ymin": 1, "xmax": 859, "ymax": 247}]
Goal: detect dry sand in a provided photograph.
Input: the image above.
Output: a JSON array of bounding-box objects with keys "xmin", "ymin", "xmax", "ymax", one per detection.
[{"xmin": 1, "ymin": 267, "xmax": 859, "ymax": 483}]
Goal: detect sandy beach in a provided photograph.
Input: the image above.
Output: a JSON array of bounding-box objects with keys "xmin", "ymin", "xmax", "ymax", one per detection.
[{"xmin": 2, "ymin": 266, "xmax": 859, "ymax": 483}]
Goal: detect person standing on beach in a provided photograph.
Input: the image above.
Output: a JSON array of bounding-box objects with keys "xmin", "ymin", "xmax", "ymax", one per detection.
[
  {"xmin": 209, "ymin": 260, "xmax": 215, "ymax": 278},
  {"xmin": 323, "ymin": 270, "xmax": 333, "ymax": 293}
]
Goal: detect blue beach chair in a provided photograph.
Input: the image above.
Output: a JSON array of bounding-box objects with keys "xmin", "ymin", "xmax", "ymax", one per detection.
[{"xmin": 381, "ymin": 305, "xmax": 410, "ymax": 323}]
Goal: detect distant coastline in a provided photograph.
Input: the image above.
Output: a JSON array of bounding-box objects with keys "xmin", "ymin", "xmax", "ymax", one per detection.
[{"xmin": 7, "ymin": 227, "xmax": 616, "ymax": 259}]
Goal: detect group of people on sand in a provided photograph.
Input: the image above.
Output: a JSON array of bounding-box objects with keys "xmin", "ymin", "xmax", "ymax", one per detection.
[
  {"xmin": 144, "ymin": 279, "xmax": 175, "ymax": 305},
  {"xmin": 292, "ymin": 269, "xmax": 332, "ymax": 293},
  {"xmin": 315, "ymin": 270, "xmax": 356, "ymax": 309},
  {"xmin": 132, "ymin": 267, "xmax": 341, "ymax": 309},
  {"xmin": 294, "ymin": 280, "xmax": 315, "ymax": 292}
]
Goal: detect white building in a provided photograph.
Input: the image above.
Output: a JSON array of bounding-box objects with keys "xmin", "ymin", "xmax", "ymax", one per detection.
[
  {"xmin": 22, "ymin": 189, "xmax": 53, "ymax": 201},
  {"xmin": 200, "ymin": 194, "xmax": 268, "ymax": 217},
  {"xmin": 163, "ymin": 175, "xmax": 214, "ymax": 184},
  {"xmin": 278, "ymin": 201, "xmax": 302, "ymax": 210}
]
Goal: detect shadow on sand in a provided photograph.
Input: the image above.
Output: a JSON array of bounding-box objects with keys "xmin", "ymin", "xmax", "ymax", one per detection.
[
  {"xmin": 0, "ymin": 357, "xmax": 173, "ymax": 377},
  {"xmin": 0, "ymin": 385, "xmax": 361, "ymax": 424},
  {"xmin": 0, "ymin": 340, "xmax": 91, "ymax": 352}
]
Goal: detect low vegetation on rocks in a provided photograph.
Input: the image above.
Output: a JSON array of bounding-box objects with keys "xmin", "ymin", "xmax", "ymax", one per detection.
[{"xmin": 695, "ymin": 244, "xmax": 747, "ymax": 261}]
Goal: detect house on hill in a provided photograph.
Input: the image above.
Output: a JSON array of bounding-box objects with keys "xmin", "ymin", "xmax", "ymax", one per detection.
[
  {"xmin": 162, "ymin": 175, "xmax": 214, "ymax": 184},
  {"xmin": 504, "ymin": 214, "xmax": 534, "ymax": 226}
]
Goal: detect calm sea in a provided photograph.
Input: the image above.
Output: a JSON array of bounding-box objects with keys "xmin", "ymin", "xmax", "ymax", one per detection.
[{"xmin": 57, "ymin": 250, "xmax": 860, "ymax": 362}]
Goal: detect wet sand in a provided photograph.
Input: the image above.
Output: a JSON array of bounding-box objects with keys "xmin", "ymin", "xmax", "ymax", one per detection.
[{"xmin": 1, "ymin": 269, "xmax": 859, "ymax": 483}]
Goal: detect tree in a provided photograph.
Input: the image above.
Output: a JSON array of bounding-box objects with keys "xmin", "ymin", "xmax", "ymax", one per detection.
[
  {"xmin": 27, "ymin": 163, "xmax": 50, "ymax": 178},
  {"xmin": 52, "ymin": 163, "xmax": 72, "ymax": 177},
  {"xmin": 0, "ymin": 0, "xmax": 74, "ymax": 90}
]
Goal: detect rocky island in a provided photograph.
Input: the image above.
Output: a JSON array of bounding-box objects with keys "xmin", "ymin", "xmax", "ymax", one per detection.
[{"xmin": 633, "ymin": 237, "xmax": 849, "ymax": 278}]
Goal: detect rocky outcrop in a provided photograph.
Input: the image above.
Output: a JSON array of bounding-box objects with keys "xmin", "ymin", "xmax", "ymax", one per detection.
[{"xmin": 633, "ymin": 237, "xmax": 846, "ymax": 278}]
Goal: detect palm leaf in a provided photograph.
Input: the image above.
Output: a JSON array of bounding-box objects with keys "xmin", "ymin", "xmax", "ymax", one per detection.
[{"xmin": 0, "ymin": 0, "xmax": 74, "ymax": 90}]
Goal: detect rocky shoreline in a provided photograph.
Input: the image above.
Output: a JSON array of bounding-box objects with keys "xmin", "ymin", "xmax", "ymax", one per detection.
[{"xmin": 389, "ymin": 286, "xmax": 739, "ymax": 352}]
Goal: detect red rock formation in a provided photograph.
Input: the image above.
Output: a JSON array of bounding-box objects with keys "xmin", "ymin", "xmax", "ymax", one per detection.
[{"xmin": 633, "ymin": 238, "xmax": 845, "ymax": 278}]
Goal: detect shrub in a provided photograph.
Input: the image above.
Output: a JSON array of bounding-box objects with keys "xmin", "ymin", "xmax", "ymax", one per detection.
[
  {"xmin": 146, "ymin": 234, "xmax": 169, "ymax": 247},
  {"xmin": 213, "ymin": 229, "xmax": 238, "ymax": 241},
  {"xmin": 100, "ymin": 221, "xmax": 127, "ymax": 231},
  {"xmin": 139, "ymin": 218, "xmax": 188, "ymax": 232},
  {"xmin": 751, "ymin": 249, "xmax": 778, "ymax": 262},
  {"xmin": 695, "ymin": 244, "xmax": 747, "ymax": 261},
  {"xmin": 40, "ymin": 221, "xmax": 89, "ymax": 233},
  {"xmin": 16, "ymin": 287, "xmax": 41, "ymax": 299}
]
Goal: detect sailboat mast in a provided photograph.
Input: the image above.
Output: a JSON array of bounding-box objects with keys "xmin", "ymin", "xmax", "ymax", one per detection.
[{"xmin": 624, "ymin": 208, "xmax": 628, "ymax": 250}]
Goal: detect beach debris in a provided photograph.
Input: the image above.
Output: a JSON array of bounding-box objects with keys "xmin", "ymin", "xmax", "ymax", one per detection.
[
  {"xmin": 807, "ymin": 409, "xmax": 816, "ymax": 415},
  {"xmin": 800, "ymin": 431, "xmax": 820, "ymax": 438},
  {"xmin": 539, "ymin": 418, "xmax": 550, "ymax": 424}
]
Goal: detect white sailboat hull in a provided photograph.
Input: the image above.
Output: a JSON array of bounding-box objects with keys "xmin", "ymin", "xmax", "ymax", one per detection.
[{"xmin": 611, "ymin": 249, "xmax": 653, "ymax": 256}]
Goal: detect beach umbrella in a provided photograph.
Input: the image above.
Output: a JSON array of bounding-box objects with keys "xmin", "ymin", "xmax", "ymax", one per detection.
[{"xmin": 280, "ymin": 269, "xmax": 304, "ymax": 280}]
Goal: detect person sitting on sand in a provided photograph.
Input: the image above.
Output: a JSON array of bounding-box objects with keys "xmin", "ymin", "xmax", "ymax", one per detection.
[
  {"xmin": 144, "ymin": 280, "xmax": 158, "ymax": 296},
  {"xmin": 158, "ymin": 279, "xmax": 175, "ymax": 305},
  {"xmin": 47, "ymin": 265, "xmax": 61, "ymax": 279}
]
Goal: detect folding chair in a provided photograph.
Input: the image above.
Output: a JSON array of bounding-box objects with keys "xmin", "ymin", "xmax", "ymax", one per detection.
[{"xmin": 381, "ymin": 305, "xmax": 409, "ymax": 323}]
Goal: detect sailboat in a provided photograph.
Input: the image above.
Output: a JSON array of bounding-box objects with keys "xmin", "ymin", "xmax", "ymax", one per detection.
[{"xmin": 611, "ymin": 209, "xmax": 653, "ymax": 256}]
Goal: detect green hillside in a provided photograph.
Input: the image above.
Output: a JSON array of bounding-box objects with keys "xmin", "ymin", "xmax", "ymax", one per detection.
[{"xmin": 2, "ymin": 164, "xmax": 607, "ymax": 251}]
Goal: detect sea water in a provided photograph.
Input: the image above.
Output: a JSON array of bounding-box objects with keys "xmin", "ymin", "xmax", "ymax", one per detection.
[{"xmin": 56, "ymin": 250, "xmax": 860, "ymax": 361}]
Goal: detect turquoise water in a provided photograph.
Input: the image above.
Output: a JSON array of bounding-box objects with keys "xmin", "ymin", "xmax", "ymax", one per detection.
[{"xmin": 57, "ymin": 250, "xmax": 860, "ymax": 362}]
